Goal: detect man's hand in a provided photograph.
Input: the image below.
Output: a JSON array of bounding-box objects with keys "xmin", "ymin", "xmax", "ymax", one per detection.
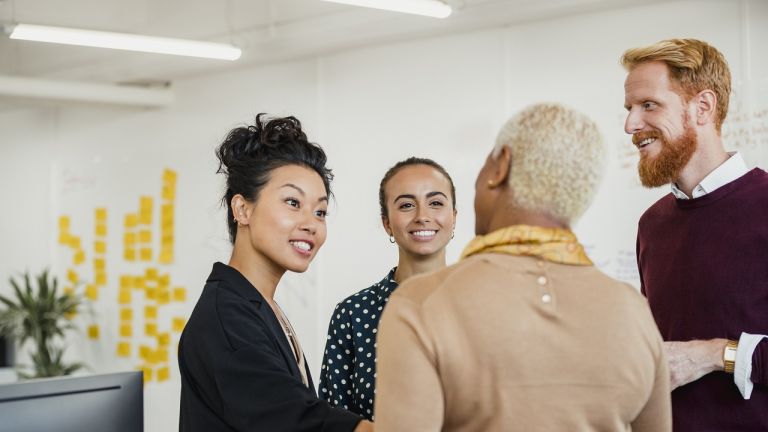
[
  {"xmin": 354, "ymin": 420, "xmax": 374, "ymax": 432},
  {"xmin": 664, "ymin": 339, "xmax": 728, "ymax": 390}
]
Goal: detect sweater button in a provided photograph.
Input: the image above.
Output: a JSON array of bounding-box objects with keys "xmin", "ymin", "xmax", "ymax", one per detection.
[
  {"xmin": 542, "ymin": 294, "xmax": 552, "ymax": 303},
  {"xmin": 537, "ymin": 276, "xmax": 547, "ymax": 285}
]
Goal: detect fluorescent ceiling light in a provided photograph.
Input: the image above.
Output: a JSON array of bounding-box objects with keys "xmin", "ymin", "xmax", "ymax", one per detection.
[
  {"xmin": 320, "ymin": 0, "xmax": 452, "ymax": 18},
  {"xmin": 6, "ymin": 24, "xmax": 241, "ymax": 61}
]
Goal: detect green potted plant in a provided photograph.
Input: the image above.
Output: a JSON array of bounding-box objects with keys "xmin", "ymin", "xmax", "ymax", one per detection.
[{"xmin": 0, "ymin": 269, "xmax": 86, "ymax": 378}]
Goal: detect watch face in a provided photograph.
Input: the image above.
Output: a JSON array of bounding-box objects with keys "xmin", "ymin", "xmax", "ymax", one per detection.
[{"xmin": 725, "ymin": 346, "xmax": 737, "ymax": 362}]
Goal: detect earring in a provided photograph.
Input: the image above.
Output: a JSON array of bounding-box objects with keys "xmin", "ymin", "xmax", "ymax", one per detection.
[
  {"xmin": 389, "ymin": 235, "xmax": 395, "ymax": 244},
  {"xmin": 487, "ymin": 179, "xmax": 495, "ymax": 187},
  {"xmin": 451, "ymin": 230, "xmax": 455, "ymax": 239}
]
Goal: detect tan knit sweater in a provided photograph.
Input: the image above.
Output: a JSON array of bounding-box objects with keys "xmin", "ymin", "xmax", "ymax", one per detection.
[{"xmin": 374, "ymin": 253, "xmax": 671, "ymax": 431}]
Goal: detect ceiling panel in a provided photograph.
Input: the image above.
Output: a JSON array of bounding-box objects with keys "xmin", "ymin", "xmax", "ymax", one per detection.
[{"xmin": 0, "ymin": 0, "xmax": 675, "ymax": 85}]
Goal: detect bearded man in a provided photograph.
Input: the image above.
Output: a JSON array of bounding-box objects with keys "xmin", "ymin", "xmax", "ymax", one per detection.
[{"xmin": 623, "ymin": 38, "xmax": 768, "ymax": 431}]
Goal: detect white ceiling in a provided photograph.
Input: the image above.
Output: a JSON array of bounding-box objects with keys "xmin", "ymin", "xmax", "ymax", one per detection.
[{"xmin": 0, "ymin": 0, "xmax": 672, "ymax": 85}]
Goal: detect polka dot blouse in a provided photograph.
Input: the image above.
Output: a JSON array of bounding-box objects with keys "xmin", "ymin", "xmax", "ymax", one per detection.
[{"xmin": 319, "ymin": 268, "xmax": 398, "ymax": 421}]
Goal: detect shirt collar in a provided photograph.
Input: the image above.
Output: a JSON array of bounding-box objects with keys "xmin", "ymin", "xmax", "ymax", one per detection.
[
  {"xmin": 671, "ymin": 152, "xmax": 748, "ymax": 199},
  {"xmin": 206, "ymin": 261, "xmax": 264, "ymax": 303},
  {"xmin": 377, "ymin": 267, "xmax": 399, "ymax": 295}
]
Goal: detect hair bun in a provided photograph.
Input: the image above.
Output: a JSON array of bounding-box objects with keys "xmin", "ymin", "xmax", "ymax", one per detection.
[
  {"xmin": 216, "ymin": 114, "xmax": 311, "ymax": 175},
  {"xmin": 260, "ymin": 116, "xmax": 307, "ymax": 148}
]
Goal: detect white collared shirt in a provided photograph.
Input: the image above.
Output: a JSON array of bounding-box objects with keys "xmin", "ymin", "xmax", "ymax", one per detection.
[
  {"xmin": 669, "ymin": 152, "xmax": 763, "ymax": 398},
  {"xmin": 670, "ymin": 152, "xmax": 748, "ymax": 199}
]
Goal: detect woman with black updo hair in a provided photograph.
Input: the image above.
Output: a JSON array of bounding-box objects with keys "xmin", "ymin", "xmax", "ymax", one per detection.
[{"xmin": 178, "ymin": 114, "xmax": 372, "ymax": 432}]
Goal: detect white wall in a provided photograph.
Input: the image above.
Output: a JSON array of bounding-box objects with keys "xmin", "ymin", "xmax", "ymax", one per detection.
[{"xmin": 0, "ymin": 1, "xmax": 766, "ymax": 430}]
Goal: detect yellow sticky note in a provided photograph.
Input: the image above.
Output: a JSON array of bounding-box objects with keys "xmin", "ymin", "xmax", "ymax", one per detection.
[
  {"xmin": 87, "ymin": 324, "xmax": 99, "ymax": 339},
  {"xmin": 120, "ymin": 276, "xmax": 132, "ymax": 290},
  {"xmin": 145, "ymin": 268, "xmax": 158, "ymax": 280},
  {"xmin": 162, "ymin": 186, "xmax": 176, "ymax": 201},
  {"xmin": 161, "ymin": 231, "xmax": 174, "ymax": 244},
  {"xmin": 157, "ymin": 290, "xmax": 170, "ymax": 305},
  {"xmin": 140, "ymin": 196, "xmax": 153, "ymax": 211},
  {"xmin": 158, "ymin": 332, "xmax": 170, "ymax": 347},
  {"xmin": 172, "ymin": 317, "xmax": 186, "ymax": 333},
  {"xmin": 118, "ymin": 289, "xmax": 131, "ymax": 304},
  {"xmin": 95, "ymin": 223, "xmax": 107, "ymax": 237},
  {"xmin": 145, "ymin": 306, "xmax": 158, "ymax": 319},
  {"xmin": 85, "ymin": 284, "xmax": 98, "ymax": 301},
  {"xmin": 125, "ymin": 214, "xmax": 138, "ymax": 228},
  {"xmin": 73, "ymin": 249, "xmax": 85, "ymax": 266},
  {"xmin": 119, "ymin": 323, "xmax": 132, "ymax": 338},
  {"xmin": 63, "ymin": 286, "xmax": 74, "ymax": 295},
  {"xmin": 139, "ymin": 230, "xmax": 152, "ymax": 243},
  {"xmin": 157, "ymin": 348, "xmax": 169, "ymax": 363},
  {"xmin": 131, "ymin": 276, "xmax": 142, "ymax": 287},
  {"xmin": 163, "ymin": 169, "xmax": 177, "ymax": 184},
  {"xmin": 158, "ymin": 250, "xmax": 173, "ymax": 265},
  {"xmin": 120, "ymin": 307, "xmax": 133, "ymax": 321},
  {"xmin": 117, "ymin": 342, "xmax": 131, "ymax": 357},
  {"xmin": 59, "ymin": 216, "xmax": 71, "ymax": 231},
  {"xmin": 145, "ymin": 288, "xmax": 158, "ymax": 300},
  {"xmin": 139, "ymin": 345, "xmax": 151, "ymax": 360},
  {"xmin": 67, "ymin": 269, "xmax": 78, "ymax": 284},
  {"xmin": 158, "ymin": 273, "xmax": 169, "ymax": 287},
  {"xmin": 59, "ymin": 232, "xmax": 72, "ymax": 245},
  {"xmin": 65, "ymin": 311, "xmax": 77, "ymax": 320},
  {"xmin": 93, "ymin": 258, "xmax": 105, "ymax": 271},
  {"xmin": 145, "ymin": 323, "xmax": 158, "ymax": 337},
  {"xmin": 173, "ymin": 287, "xmax": 186, "ymax": 302},
  {"xmin": 157, "ymin": 366, "xmax": 170, "ymax": 382},
  {"xmin": 94, "ymin": 241, "xmax": 106, "ymax": 254},
  {"xmin": 124, "ymin": 248, "xmax": 136, "ymax": 261},
  {"xmin": 95, "ymin": 272, "xmax": 107, "ymax": 286},
  {"xmin": 161, "ymin": 204, "xmax": 174, "ymax": 221},
  {"xmin": 95, "ymin": 208, "xmax": 107, "ymax": 221},
  {"xmin": 141, "ymin": 367, "xmax": 153, "ymax": 383},
  {"xmin": 140, "ymin": 248, "xmax": 152, "ymax": 262},
  {"xmin": 68, "ymin": 236, "xmax": 81, "ymax": 250},
  {"xmin": 124, "ymin": 232, "xmax": 136, "ymax": 245}
]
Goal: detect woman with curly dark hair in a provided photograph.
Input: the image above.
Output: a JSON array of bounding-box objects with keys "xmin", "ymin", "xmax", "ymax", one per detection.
[{"xmin": 179, "ymin": 114, "xmax": 372, "ymax": 432}]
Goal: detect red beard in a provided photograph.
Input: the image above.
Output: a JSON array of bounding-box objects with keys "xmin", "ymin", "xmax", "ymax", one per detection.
[{"xmin": 634, "ymin": 115, "xmax": 697, "ymax": 188}]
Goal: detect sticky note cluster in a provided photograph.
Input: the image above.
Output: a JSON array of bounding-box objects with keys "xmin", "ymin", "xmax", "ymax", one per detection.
[
  {"xmin": 159, "ymin": 169, "xmax": 177, "ymax": 264},
  {"xmin": 58, "ymin": 167, "xmax": 190, "ymax": 384},
  {"xmin": 86, "ymin": 207, "xmax": 109, "ymax": 303},
  {"xmin": 119, "ymin": 267, "xmax": 188, "ymax": 383},
  {"xmin": 58, "ymin": 215, "xmax": 82, "ymax": 320},
  {"xmin": 124, "ymin": 196, "xmax": 155, "ymax": 262}
]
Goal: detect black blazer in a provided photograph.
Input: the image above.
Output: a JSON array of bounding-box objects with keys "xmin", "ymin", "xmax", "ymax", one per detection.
[{"xmin": 179, "ymin": 262, "xmax": 362, "ymax": 432}]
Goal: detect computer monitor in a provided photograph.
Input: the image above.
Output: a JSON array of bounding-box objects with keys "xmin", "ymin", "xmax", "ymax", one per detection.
[
  {"xmin": 0, "ymin": 371, "xmax": 143, "ymax": 432},
  {"xmin": 0, "ymin": 336, "xmax": 12, "ymax": 368}
]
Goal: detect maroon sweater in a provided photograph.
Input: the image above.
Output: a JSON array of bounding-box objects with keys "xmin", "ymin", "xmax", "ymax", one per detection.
[{"xmin": 637, "ymin": 168, "xmax": 768, "ymax": 431}]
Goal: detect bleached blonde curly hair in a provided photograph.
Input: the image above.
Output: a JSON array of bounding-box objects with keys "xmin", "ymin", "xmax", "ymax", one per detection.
[{"xmin": 493, "ymin": 103, "xmax": 605, "ymax": 225}]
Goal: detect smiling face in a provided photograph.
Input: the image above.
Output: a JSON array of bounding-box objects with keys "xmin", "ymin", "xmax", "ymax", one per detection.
[
  {"xmin": 382, "ymin": 164, "xmax": 456, "ymax": 258},
  {"xmin": 233, "ymin": 164, "xmax": 329, "ymax": 274},
  {"xmin": 624, "ymin": 61, "xmax": 698, "ymax": 187}
]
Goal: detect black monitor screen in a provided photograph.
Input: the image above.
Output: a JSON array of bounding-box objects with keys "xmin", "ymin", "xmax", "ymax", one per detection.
[{"xmin": 0, "ymin": 371, "xmax": 143, "ymax": 432}]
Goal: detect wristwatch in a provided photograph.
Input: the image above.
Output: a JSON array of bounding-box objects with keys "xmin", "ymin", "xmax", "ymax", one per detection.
[{"xmin": 723, "ymin": 339, "xmax": 738, "ymax": 374}]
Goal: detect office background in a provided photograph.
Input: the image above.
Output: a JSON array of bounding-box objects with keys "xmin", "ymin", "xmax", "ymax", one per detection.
[{"xmin": 0, "ymin": 0, "xmax": 766, "ymax": 430}]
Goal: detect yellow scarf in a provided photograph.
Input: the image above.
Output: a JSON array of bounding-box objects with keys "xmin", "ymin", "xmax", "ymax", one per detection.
[{"xmin": 460, "ymin": 224, "xmax": 593, "ymax": 266}]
